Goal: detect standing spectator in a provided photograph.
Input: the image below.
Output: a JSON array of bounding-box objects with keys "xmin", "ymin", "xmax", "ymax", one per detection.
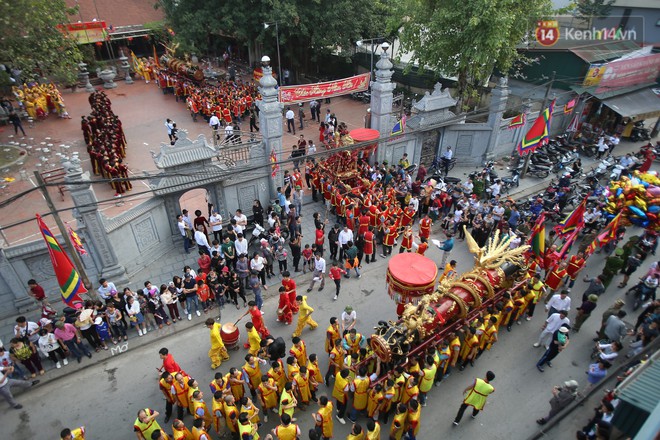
[
  {"xmin": 337, "ymin": 226, "xmax": 353, "ymax": 261},
  {"xmin": 9, "ymin": 338, "xmax": 44, "ymax": 377},
  {"xmin": 248, "ymin": 271, "xmax": 266, "ymax": 311},
  {"xmin": 209, "ymin": 210, "xmax": 223, "ymax": 243},
  {"xmin": 97, "ymin": 278, "xmax": 118, "ymax": 301},
  {"xmin": 236, "ymin": 253, "xmax": 250, "ymax": 290},
  {"xmin": 602, "ymin": 310, "xmax": 630, "ymax": 343},
  {"xmin": 194, "ymin": 225, "xmax": 212, "ymax": 255},
  {"xmin": 536, "ymin": 326, "xmax": 570, "ymax": 372},
  {"xmin": 581, "ymin": 276, "xmax": 605, "ymax": 302},
  {"xmin": 37, "ymin": 328, "xmax": 67, "ymax": 369},
  {"xmin": 596, "ymin": 299, "xmax": 625, "ymax": 339},
  {"xmin": 328, "ymin": 224, "xmax": 340, "ymax": 262},
  {"xmin": 26, "ymin": 279, "xmax": 46, "ymax": 303},
  {"xmin": 177, "ymin": 215, "xmax": 192, "ymax": 254},
  {"xmin": 546, "ymin": 290, "xmax": 572, "ymax": 317},
  {"xmin": 105, "ymin": 302, "xmax": 128, "ymax": 342},
  {"xmin": 75, "ymin": 309, "xmax": 102, "ymax": 351},
  {"xmin": 309, "ymin": 99, "xmax": 318, "ymax": 122},
  {"xmin": 0, "ymin": 365, "xmax": 39, "ymax": 410},
  {"xmin": 8, "ymin": 111, "xmax": 26, "ymax": 136},
  {"xmin": 0, "ymin": 345, "xmax": 28, "ymax": 380},
  {"xmin": 583, "ymin": 360, "xmax": 611, "ymax": 394},
  {"xmin": 573, "ymin": 295, "xmax": 599, "ymax": 333},
  {"xmin": 298, "ymin": 103, "xmax": 305, "ymax": 130},
  {"xmin": 619, "ymin": 253, "xmax": 643, "ymax": 288},
  {"xmin": 13, "ymin": 316, "xmax": 40, "ymax": 344},
  {"xmin": 183, "ymin": 273, "xmax": 201, "ymax": 320},
  {"xmin": 536, "ymin": 380, "xmax": 579, "ymax": 425},
  {"xmin": 534, "ymin": 311, "xmax": 570, "ymax": 349},
  {"xmin": 165, "ymin": 119, "xmax": 175, "ymax": 142},
  {"xmin": 285, "ymin": 107, "xmax": 296, "ymax": 134},
  {"xmin": 125, "ymin": 295, "xmax": 147, "ymax": 336},
  {"xmin": 436, "ymin": 233, "xmax": 455, "ymax": 266},
  {"xmin": 252, "ymin": 200, "xmax": 264, "ymax": 226},
  {"xmin": 307, "ymin": 253, "xmax": 326, "ymax": 292},
  {"xmin": 53, "ymin": 321, "xmax": 92, "ymax": 363},
  {"xmin": 275, "ymin": 246, "xmax": 288, "ymax": 274}
]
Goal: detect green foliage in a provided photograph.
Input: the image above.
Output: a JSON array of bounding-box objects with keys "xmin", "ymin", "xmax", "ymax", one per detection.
[
  {"xmin": 394, "ymin": 0, "xmax": 552, "ymax": 109},
  {"xmin": 0, "ymin": 0, "xmax": 83, "ymax": 85},
  {"xmin": 156, "ymin": 0, "xmax": 395, "ymax": 67}
]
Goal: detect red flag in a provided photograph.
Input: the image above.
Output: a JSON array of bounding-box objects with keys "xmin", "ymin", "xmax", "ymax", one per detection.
[
  {"xmin": 585, "ymin": 213, "xmax": 622, "ymax": 256},
  {"xmin": 563, "ymin": 98, "xmax": 576, "ymax": 114},
  {"xmin": 508, "ymin": 113, "xmax": 526, "ymax": 130},
  {"xmin": 527, "ymin": 213, "xmax": 546, "ymax": 266},
  {"xmin": 270, "ymin": 150, "xmax": 279, "ymax": 178},
  {"xmin": 553, "ymin": 197, "xmax": 587, "ymax": 238},
  {"xmin": 36, "ymin": 215, "xmax": 86, "ymax": 308},
  {"xmin": 557, "ymin": 229, "xmax": 579, "ymax": 260},
  {"xmin": 68, "ymin": 226, "xmax": 87, "ymax": 256},
  {"xmin": 517, "ymin": 99, "xmax": 555, "ymax": 155}
]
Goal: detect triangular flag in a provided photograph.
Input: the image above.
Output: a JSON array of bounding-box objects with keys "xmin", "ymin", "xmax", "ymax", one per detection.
[
  {"xmin": 528, "ymin": 213, "xmax": 546, "ymax": 266},
  {"xmin": 36, "ymin": 215, "xmax": 86, "ymax": 308},
  {"xmin": 563, "ymin": 98, "xmax": 576, "ymax": 114},
  {"xmin": 508, "ymin": 113, "xmax": 526, "ymax": 130},
  {"xmin": 554, "ymin": 196, "xmax": 587, "ymax": 238},
  {"xmin": 517, "ymin": 99, "xmax": 555, "ymax": 156}
]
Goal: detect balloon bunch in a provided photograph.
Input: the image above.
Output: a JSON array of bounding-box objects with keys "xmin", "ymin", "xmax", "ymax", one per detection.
[{"xmin": 604, "ymin": 171, "xmax": 660, "ymax": 229}]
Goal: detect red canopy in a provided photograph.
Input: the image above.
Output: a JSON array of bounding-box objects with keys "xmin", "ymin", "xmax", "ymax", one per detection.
[
  {"xmin": 388, "ymin": 253, "xmax": 437, "ymax": 286},
  {"xmin": 349, "ymin": 128, "xmax": 380, "ymax": 143}
]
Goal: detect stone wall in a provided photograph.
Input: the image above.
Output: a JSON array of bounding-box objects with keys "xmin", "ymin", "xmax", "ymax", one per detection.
[{"xmin": 440, "ymin": 123, "xmax": 494, "ymax": 165}]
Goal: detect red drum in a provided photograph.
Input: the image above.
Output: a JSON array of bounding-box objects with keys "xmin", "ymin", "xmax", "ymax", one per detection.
[
  {"xmin": 386, "ymin": 253, "xmax": 438, "ymax": 315},
  {"xmin": 221, "ymin": 323, "xmax": 240, "ymax": 348}
]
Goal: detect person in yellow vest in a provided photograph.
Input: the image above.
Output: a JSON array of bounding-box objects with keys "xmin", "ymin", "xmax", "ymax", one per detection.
[
  {"xmin": 159, "ymin": 372, "xmax": 178, "ymax": 423},
  {"xmin": 380, "ymin": 379, "xmax": 396, "ymax": 423},
  {"xmin": 191, "ymin": 418, "xmax": 210, "ymax": 440},
  {"xmin": 452, "ymin": 370, "xmax": 495, "ymax": 426},
  {"xmin": 418, "ymin": 355, "xmax": 437, "ymax": 406},
  {"xmin": 324, "ymin": 338, "xmax": 345, "ymax": 386},
  {"xmin": 365, "ymin": 419, "xmax": 380, "ymax": 440},
  {"xmin": 268, "ymin": 360, "xmax": 286, "ymax": 394},
  {"xmin": 458, "ymin": 327, "xmax": 479, "ymax": 370},
  {"xmin": 286, "ymin": 356, "xmax": 301, "ymax": 383},
  {"xmin": 348, "ymin": 360, "xmax": 381, "ymax": 422},
  {"xmin": 271, "ymin": 413, "xmax": 301, "ymax": 440},
  {"xmin": 344, "ymin": 352, "xmax": 359, "ymax": 380},
  {"xmin": 245, "ymin": 322, "xmax": 262, "ymax": 356},
  {"xmin": 389, "ymin": 403, "xmax": 408, "ymax": 440},
  {"xmin": 332, "ymin": 368, "xmax": 352, "ymax": 425},
  {"xmin": 237, "ymin": 411, "xmax": 260, "ymax": 440},
  {"xmin": 307, "ymin": 353, "xmax": 323, "ymax": 400},
  {"xmin": 478, "ymin": 316, "xmax": 499, "ymax": 356},
  {"xmin": 524, "ymin": 274, "xmax": 547, "ymax": 321},
  {"xmin": 347, "ymin": 422, "xmax": 366, "ymax": 440},
  {"xmin": 391, "ymin": 366, "xmax": 406, "ymax": 406},
  {"xmin": 149, "ymin": 429, "xmax": 172, "ymax": 440},
  {"xmin": 293, "ymin": 295, "xmax": 318, "ymax": 338},
  {"xmin": 223, "ymin": 395, "xmax": 240, "ymax": 436},
  {"xmin": 133, "ymin": 408, "xmax": 163, "ymax": 440},
  {"xmin": 258, "ymin": 374, "xmax": 279, "ymax": 422},
  {"xmin": 366, "ymin": 383, "xmax": 384, "ymax": 420},
  {"xmin": 172, "ymin": 419, "xmax": 192, "ymax": 440},
  {"xmin": 325, "ymin": 317, "xmax": 340, "ymax": 355},
  {"xmin": 279, "ymin": 381, "xmax": 298, "ymax": 421},
  {"xmin": 508, "ymin": 289, "xmax": 527, "ymax": 330},
  {"xmin": 400, "ymin": 376, "xmax": 419, "ymax": 406},
  {"xmin": 60, "ymin": 426, "xmax": 85, "ymax": 440},
  {"xmin": 209, "ymin": 372, "xmax": 231, "ymax": 398},
  {"xmin": 229, "ymin": 367, "xmax": 246, "ymax": 402},
  {"xmin": 205, "ymin": 318, "xmax": 230, "ymax": 369},
  {"xmin": 499, "ymin": 292, "xmax": 514, "ymax": 331},
  {"xmin": 242, "ymin": 354, "xmax": 265, "ymax": 400},
  {"xmin": 191, "ymin": 390, "xmax": 212, "ymax": 429},
  {"xmin": 290, "ymin": 337, "xmax": 308, "ymax": 367},
  {"xmin": 404, "ymin": 399, "xmax": 421, "ymax": 439},
  {"xmin": 293, "ymin": 365, "xmax": 313, "ymax": 408},
  {"xmin": 446, "ymin": 333, "xmax": 461, "ymax": 378},
  {"xmin": 342, "ymin": 329, "xmax": 364, "ymax": 355},
  {"xmin": 239, "ymin": 396, "xmax": 261, "ymax": 426},
  {"xmin": 187, "ymin": 378, "xmax": 200, "ymax": 412},
  {"xmin": 172, "ymin": 373, "xmax": 191, "ymax": 420},
  {"xmin": 211, "ymin": 391, "xmax": 225, "ymax": 436},
  {"xmin": 313, "ymin": 395, "xmax": 334, "ymax": 439}
]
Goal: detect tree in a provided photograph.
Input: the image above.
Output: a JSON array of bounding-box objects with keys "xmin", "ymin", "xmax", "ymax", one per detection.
[
  {"xmin": 0, "ymin": 0, "xmax": 82, "ymax": 84},
  {"xmin": 393, "ymin": 0, "xmax": 552, "ymax": 110},
  {"xmin": 575, "ymin": 0, "xmax": 615, "ymax": 28}
]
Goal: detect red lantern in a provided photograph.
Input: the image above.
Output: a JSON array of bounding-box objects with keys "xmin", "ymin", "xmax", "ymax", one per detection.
[
  {"xmin": 127, "ymin": 36, "xmax": 133, "ymax": 42},
  {"xmin": 143, "ymin": 35, "xmax": 149, "ymax": 40},
  {"xmin": 95, "ymin": 41, "xmax": 103, "ymax": 47}
]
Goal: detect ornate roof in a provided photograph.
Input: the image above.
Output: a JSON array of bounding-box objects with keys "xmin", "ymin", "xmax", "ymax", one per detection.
[{"xmin": 152, "ymin": 131, "xmax": 217, "ymax": 169}]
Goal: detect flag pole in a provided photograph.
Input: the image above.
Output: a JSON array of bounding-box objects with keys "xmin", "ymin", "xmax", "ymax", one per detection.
[
  {"xmin": 521, "ymin": 71, "xmax": 555, "ymax": 178},
  {"xmin": 33, "ymin": 171, "xmax": 92, "ymax": 290}
]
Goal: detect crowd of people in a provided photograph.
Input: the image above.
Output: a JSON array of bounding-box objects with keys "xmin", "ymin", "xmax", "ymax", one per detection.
[
  {"xmin": 80, "ymin": 91, "xmax": 132, "ymax": 197},
  {"xmin": 11, "ymin": 82, "xmax": 71, "ymax": 121}
]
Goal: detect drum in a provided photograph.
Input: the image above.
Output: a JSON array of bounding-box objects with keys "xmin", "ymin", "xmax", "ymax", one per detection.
[
  {"xmin": 386, "ymin": 253, "xmax": 438, "ymax": 315},
  {"xmin": 221, "ymin": 323, "xmax": 240, "ymax": 348}
]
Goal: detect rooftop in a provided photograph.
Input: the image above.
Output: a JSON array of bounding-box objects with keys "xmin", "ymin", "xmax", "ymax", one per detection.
[{"xmin": 64, "ymin": 0, "xmax": 164, "ymax": 28}]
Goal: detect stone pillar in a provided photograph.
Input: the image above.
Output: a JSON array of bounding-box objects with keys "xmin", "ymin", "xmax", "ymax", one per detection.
[
  {"xmin": 256, "ymin": 57, "xmax": 284, "ymax": 198},
  {"xmin": 63, "ymin": 156, "xmax": 129, "ymax": 285},
  {"xmin": 370, "ymin": 43, "xmax": 396, "ymax": 163},
  {"xmin": 484, "ymin": 77, "xmax": 509, "ymax": 160}
]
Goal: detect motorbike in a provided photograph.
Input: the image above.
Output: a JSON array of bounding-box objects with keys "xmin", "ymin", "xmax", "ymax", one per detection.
[
  {"xmin": 248, "ymin": 223, "xmax": 267, "ymax": 247},
  {"xmin": 630, "ymin": 121, "xmax": 651, "ymax": 142},
  {"xmin": 635, "ymin": 233, "xmax": 658, "ymax": 261},
  {"xmin": 500, "ymin": 168, "xmax": 520, "ymax": 194},
  {"xmin": 526, "ymin": 163, "xmax": 550, "ymax": 179},
  {"xmin": 625, "ymin": 279, "xmax": 658, "ymax": 311}
]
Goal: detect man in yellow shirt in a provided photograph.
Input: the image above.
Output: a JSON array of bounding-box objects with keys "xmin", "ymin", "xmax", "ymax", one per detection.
[
  {"xmin": 245, "ymin": 322, "xmax": 262, "ymax": 356},
  {"xmin": 453, "ymin": 371, "xmax": 495, "ymax": 426},
  {"xmin": 438, "ymin": 259, "xmax": 457, "ymax": 283},
  {"xmin": 293, "ymin": 295, "xmax": 318, "ymax": 338},
  {"xmin": 312, "ymin": 395, "xmax": 334, "ymax": 439},
  {"xmin": 365, "ymin": 419, "xmax": 380, "ymax": 440},
  {"xmin": 418, "ymin": 355, "xmax": 437, "ymax": 406},
  {"xmin": 60, "ymin": 427, "xmax": 85, "ymax": 440},
  {"xmin": 205, "ymin": 318, "xmax": 229, "ymax": 369}
]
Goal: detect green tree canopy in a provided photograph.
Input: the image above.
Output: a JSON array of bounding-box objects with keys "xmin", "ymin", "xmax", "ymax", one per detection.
[
  {"xmin": 156, "ymin": 0, "xmax": 394, "ymax": 71},
  {"xmin": 0, "ymin": 0, "xmax": 82, "ymax": 85},
  {"xmin": 394, "ymin": 0, "xmax": 552, "ymax": 109}
]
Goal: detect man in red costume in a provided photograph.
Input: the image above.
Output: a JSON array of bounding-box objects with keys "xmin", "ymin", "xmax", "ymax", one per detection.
[
  {"xmin": 565, "ymin": 251, "xmax": 586, "ymax": 290},
  {"xmin": 282, "ymin": 271, "xmax": 299, "ymax": 314},
  {"xmin": 277, "ymin": 286, "xmax": 293, "ymax": 325}
]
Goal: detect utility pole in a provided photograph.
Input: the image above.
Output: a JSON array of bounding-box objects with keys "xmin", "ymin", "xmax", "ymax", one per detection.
[
  {"xmin": 33, "ymin": 171, "xmax": 92, "ymax": 290},
  {"xmin": 521, "ymin": 71, "xmax": 555, "ymax": 178}
]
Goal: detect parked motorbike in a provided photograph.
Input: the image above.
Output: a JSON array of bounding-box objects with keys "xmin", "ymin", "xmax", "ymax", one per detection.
[
  {"xmin": 630, "ymin": 121, "xmax": 651, "ymax": 142},
  {"xmin": 501, "ymin": 168, "xmax": 520, "ymax": 194},
  {"xmin": 248, "ymin": 223, "xmax": 267, "ymax": 247},
  {"xmin": 626, "ymin": 279, "xmax": 657, "ymax": 311}
]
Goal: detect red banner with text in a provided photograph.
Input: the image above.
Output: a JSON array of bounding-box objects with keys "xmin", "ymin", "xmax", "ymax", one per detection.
[{"xmin": 279, "ymin": 73, "xmax": 370, "ymax": 104}]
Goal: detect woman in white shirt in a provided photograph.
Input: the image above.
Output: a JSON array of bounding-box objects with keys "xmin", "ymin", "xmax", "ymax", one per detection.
[
  {"xmin": 209, "ymin": 211, "xmax": 223, "ymax": 243},
  {"xmin": 37, "ymin": 328, "xmax": 68, "ymax": 369},
  {"xmin": 250, "ymin": 252, "xmax": 266, "ymax": 285},
  {"xmin": 125, "ymin": 296, "xmax": 147, "ymax": 336}
]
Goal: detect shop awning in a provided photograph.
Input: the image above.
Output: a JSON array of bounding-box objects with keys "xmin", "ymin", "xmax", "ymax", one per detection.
[{"xmin": 602, "ymin": 87, "xmax": 660, "ymax": 119}]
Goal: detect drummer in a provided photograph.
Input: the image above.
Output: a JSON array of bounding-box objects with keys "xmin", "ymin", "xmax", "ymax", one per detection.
[{"xmin": 239, "ymin": 301, "xmax": 271, "ymax": 340}]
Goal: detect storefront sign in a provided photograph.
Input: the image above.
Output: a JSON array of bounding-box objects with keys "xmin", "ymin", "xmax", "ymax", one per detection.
[
  {"xmin": 279, "ymin": 73, "xmax": 370, "ymax": 104},
  {"xmin": 595, "ymin": 53, "xmax": 660, "ymax": 92},
  {"xmin": 59, "ymin": 21, "xmax": 108, "ymax": 44},
  {"xmin": 583, "ymin": 64, "xmax": 605, "ymax": 86}
]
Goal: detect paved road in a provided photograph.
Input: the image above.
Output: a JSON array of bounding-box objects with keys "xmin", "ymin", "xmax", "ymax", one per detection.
[{"xmin": 1, "ymin": 222, "xmax": 650, "ymax": 440}]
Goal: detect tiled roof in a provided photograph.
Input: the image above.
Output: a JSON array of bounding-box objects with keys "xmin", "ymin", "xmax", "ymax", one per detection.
[
  {"xmin": 65, "ymin": 0, "xmax": 164, "ymax": 28},
  {"xmin": 153, "ymin": 132, "xmax": 218, "ymax": 168}
]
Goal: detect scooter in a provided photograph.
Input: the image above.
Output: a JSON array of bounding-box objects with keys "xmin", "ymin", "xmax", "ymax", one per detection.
[
  {"xmin": 501, "ymin": 168, "xmax": 520, "ymax": 194},
  {"xmin": 248, "ymin": 223, "xmax": 266, "ymax": 247},
  {"xmin": 626, "ymin": 279, "xmax": 657, "ymax": 311}
]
